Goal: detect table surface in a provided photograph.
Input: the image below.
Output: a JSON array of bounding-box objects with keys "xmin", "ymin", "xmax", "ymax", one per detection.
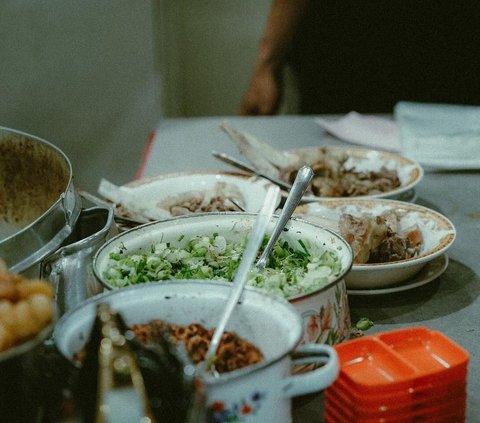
[{"xmin": 138, "ymin": 115, "xmax": 480, "ymax": 422}]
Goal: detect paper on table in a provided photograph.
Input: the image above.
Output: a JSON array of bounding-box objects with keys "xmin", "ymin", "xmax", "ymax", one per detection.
[
  {"xmin": 394, "ymin": 101, "xmax": 480, "ymax": 170},
  {"xmin": 315, "ymin": 112, "xmax": 401, "ymax": 152}
]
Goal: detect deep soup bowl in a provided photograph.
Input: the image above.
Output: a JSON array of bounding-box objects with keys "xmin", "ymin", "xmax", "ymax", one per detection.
[
  {"xmin": 54, "ymin": 281, "xmax": 339, "ymax": 423},
  {"xmin": 92, "ymin": 213, "xmax": 354, "ymax": 346}
]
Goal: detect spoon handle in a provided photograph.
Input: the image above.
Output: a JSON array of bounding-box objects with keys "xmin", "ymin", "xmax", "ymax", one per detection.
[
  {"xmin": 256, "ymin": 166, "xmax": 314, "ymax": 271},
  {"xmin": 202, "ymin": 185, "xmax": 281, "ymax": 373}
]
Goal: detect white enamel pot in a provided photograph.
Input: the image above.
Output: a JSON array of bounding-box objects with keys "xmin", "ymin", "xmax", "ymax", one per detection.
[
  {"xmin": 54, "ymin": 281, "xmax": 339, "ymax": 423},
  {"xmin": 92, "ymin": 213, "xmax": 354, "ymax": 347}
]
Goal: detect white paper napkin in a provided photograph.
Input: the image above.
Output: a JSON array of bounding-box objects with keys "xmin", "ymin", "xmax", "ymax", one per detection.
[
  {"xmin": 394, "ymin": 101, "xmax": 480, "ymax": 169},
  {"xmin": 315, "ymin": 112, "xmax": 401, "ymax": 152}
]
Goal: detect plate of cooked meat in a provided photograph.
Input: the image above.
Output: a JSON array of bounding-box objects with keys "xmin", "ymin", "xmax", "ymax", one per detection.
[
  {"xmin": 293, "ymin": 198, "xmax": 456, "ymax": 292},
  {"xmin": 220, "ymin": 122, "xmax": 423, "ymax": 202},
  {"xmin": 97, "ymin": 171, "xmax": 279, "ymax": 229}
]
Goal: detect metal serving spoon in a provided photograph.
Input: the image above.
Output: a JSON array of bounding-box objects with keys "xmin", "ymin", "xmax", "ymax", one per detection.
[
  {"xmin": 256, "ymin": 165, "xmax": 314, "ymax": 272},
  {"xmin": 202, "ymin": 185, "xmax": 280, "ymax": 375}
]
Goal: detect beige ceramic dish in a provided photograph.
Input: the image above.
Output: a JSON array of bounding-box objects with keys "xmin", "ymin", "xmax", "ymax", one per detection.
[
  {"xmin": 288, "ymin": 146, "xmax": 424, "ymax": 202},
  {"xmin": 294, "ymin": 199, "xmax": 455, "ymax": 290}
]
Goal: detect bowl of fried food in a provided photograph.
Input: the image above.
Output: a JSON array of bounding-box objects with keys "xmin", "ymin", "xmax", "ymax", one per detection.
[
  {"xmin": 0, "ymin": 259, "xmax": 55, "ymax": 421},
  {"xmin": 294, "ymin": 199, "xmax": 456, "ymax": 291}
]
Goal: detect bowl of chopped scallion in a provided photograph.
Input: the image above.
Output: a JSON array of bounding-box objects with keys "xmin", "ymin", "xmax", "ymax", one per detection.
[{"xmin": 93, "ymin": 212, "xmax": 353, "ymax": 345}]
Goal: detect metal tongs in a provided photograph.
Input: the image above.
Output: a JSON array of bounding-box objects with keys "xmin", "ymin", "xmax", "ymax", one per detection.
[{"xmin": 212, "ymin": 150, "xmax": 292, "ymax": 191}]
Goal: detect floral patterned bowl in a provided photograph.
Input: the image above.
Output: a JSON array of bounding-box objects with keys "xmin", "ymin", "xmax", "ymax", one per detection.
[
  {"xmin": 294, "ymin": 199, "xmax": 456, "ymax": 290},
  {"xmin": 54, "ymin": 281, "xmax": 340, "ymax": 423},
  {"xmin": 93, "ymin": 212, "xmax": 354, "ymax": 346}
]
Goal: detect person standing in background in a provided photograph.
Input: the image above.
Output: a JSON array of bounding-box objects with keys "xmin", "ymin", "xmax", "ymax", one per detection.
[{"xmin": 240, "ymin": 0, "xmax": 480, "ymax": 115}]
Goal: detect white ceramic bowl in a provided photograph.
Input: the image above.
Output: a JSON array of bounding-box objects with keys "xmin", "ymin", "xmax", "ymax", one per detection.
[
  {"xmin": 92, "ymin": 213, "xmax": 353, "ymax": 346},
  {"xmin": 294, "ymin": 199, "xmax": 456, "ymax": 290},
  {"xmin": 288, "ymin": 146, "xmax": 423, "ymax": 202},
  {"xmin": 98, "ymin": 171, "xmax": 279, "ymax": 223}
]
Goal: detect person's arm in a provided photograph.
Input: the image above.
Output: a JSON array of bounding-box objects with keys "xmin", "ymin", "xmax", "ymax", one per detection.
[{"xmin": 239, "ymin": 0, "xmax": 309, "ymax": 115}]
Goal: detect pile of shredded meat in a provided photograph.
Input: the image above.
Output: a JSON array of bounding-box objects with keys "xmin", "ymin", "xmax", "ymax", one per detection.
[
  {"xmin": 339, "ymin": 210, "xmax": 423, "ymax": 264},
  {"xmin": 284, "ymin": 148, "xmax": 401, "ymax": 197},
  {"xmin": 130, "ymin": 320, "xmax": 264, "ymax": 373},
  {"xmin": 168, "ymin": 193, "xmax": 242, "ymax": 216},
  {"xmin": 162, "ymin": 182, "xmax": 244, "ymax": 216}
]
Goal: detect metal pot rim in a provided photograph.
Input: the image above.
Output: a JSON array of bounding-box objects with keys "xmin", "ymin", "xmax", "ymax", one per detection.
[{"xmin": 0, "ymin": 126, "xmax": 81, "ymax": 273}]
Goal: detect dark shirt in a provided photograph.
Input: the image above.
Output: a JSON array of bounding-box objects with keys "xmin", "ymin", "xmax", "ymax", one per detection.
[{"xmin": 288, "ymin": 1, "xmax": 480, "ymax": 113}]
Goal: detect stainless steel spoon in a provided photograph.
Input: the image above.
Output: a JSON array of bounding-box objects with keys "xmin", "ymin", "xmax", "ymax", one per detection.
[
  {"xmin": 256, "ymin": 165, "xmax": 314, "ymax": 271},
  {"xmin": 202, "ymin": 185, "xmax": 280, "ymax": 375}
]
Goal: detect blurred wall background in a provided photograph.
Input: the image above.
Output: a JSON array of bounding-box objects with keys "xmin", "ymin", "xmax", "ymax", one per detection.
[
  {"xmin": 0, "ymin": 0, "xmax": 295, "ymax": 192},
  {"xmin": 0, "ymin": 1, "xmax": 161, "ymax": 192}
]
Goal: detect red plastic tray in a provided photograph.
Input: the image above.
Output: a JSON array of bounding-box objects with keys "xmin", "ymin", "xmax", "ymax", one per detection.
[
  {"xmin": 334, "ymin": 327, "xmax": 469, "ymax": 392},
  {"xmin": 326, "ymin": 385, "xmax": 466, "ymax": 418},
  {"xmin": 329, "ymin": 373, "xmax": 466, "ymax": 406},
  {"xmin": 325, "ymin": 394, "xmax": 466, "ymax": 423}
]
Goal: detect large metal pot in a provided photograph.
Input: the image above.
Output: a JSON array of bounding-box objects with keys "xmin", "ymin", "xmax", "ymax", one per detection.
[{"xmin": 0, "ymin": 126, "xmax": 81, "ymax": 275}]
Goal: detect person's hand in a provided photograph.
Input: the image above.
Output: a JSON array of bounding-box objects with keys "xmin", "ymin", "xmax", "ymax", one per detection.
[{"xmin": 239, "ymin": 64, "xmax": 283, "ymax": 116}]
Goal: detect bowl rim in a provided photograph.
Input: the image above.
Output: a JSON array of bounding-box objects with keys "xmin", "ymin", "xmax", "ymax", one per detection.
[
  {"xmin": 92, "ymin": 211, "xmax": 353, "ymax": 300},
  {"xmin": 123, "ymin": 169, "xmax": 275, "ymax": 187}
]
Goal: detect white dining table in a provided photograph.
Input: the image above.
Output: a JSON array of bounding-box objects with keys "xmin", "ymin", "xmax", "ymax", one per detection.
[{"xmin": 136, "ymin": 115, "xmax": 480, "ymax": 422}]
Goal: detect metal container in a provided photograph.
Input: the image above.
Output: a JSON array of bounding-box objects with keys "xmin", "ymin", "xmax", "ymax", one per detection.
[
  {"xmin": 0, "ymin": 126, "xmax": 81, "ymax": 275},
  {"xmin": 41, "ymin": 204, "xmax": 116, "ymax": 317}
]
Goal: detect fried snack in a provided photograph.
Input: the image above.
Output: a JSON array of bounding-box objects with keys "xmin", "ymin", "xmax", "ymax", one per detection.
[
  {"xmin": 0, "ymin": 259, "xmax": 54, "ymax": 352},
  {"xmin": 130, "ymin": 320, "xmax": 264, "ymax": 373}
]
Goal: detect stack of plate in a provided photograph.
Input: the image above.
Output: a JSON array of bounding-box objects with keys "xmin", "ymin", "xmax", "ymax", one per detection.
[{"xmin": 325, "ymin": 327, "xmax": 468, "ymax": 422}]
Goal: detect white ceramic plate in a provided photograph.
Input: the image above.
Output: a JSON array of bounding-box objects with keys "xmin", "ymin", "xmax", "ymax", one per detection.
[
  {"xmin": 287, "ymin": 146, "xmax": 423, "ymax": 202},
  {"xmin": 98, "ymin": 171, "xmax": 279, "ymax": 223},
  {"xmin": 293, "ymin": 198, "xmax": 455, "ymax": 290},
  {"xmin": 347, "ymin": 254, "xmax": 448, "ymax": 295}
]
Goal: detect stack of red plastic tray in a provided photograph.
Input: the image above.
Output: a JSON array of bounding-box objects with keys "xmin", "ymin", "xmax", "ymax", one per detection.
[{"xmin": 325, "ymin": 327, "xmax": 469, "ymax": 423}]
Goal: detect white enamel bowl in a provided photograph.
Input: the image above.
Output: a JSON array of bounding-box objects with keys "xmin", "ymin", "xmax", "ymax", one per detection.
[
  {"xmin": 54, "ymin": 281, "xmax": 339, "ymax": 423},
  {"xmin": 92, "ymin": 213, "xmax": 353, "ymax": 346},
  {"xmin": 294, "ymin": 199, "xmax": 455, "ymax": 290}
]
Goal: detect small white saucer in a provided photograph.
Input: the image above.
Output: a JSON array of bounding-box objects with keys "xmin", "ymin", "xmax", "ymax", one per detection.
[{"xmin": 347, "ymin": 254, "xmax": 448, "ymax": 296}]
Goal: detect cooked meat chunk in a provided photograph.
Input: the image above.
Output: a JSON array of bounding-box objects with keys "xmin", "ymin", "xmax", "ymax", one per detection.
[{"xmin": 339, "ymin": 212, "xmax": 423, "ymax": 264}]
